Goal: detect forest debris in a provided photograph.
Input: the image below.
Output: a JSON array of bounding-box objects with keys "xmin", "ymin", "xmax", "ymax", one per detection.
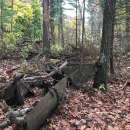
[
  {"xmin": 0, "ymin": 61, "xmax": 67, "ymax": 93},
  {"xmin": 63, "ymin": 64, "xmax": 96, "ymax": 86},
  {"xmin": 21, "ymin": 60, "xmax": 68, "ymax": 82},
  {"xmin": 0, "ymin": 101, "xmax": 32, "ymax": 129},
  {"xmin": 14, "ymin": 78, "xmax": 67, "ymax": 130},
  {"xmin": 122, "ymin": 80, "xmax": 130, "ymax": 90}
]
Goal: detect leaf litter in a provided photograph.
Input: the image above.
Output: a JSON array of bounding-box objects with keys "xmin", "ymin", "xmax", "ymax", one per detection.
[{"xmin": 0, "ymin": 55, "xmax": 129, "ymax": 130}]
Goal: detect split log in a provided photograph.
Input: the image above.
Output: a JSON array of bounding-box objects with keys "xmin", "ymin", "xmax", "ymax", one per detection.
[{"xmin": 15, "ymin": 78, "xmax": 67, "ymax": 130}]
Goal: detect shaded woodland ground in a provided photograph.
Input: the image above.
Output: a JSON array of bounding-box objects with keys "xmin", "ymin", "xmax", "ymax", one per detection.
[{"xmin": 0, "ymin": 49, "xmax": 129, "ymax": 130}]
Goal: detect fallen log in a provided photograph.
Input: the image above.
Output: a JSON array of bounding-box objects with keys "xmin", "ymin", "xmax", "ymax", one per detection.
[{"xmin": 14, "ymin": 78, "xmax": 67, "ymax": 130}]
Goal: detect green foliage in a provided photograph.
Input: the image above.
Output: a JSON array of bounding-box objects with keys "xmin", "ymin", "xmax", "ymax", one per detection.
[
  {"xmin": 50, "ymin": 59, "xmax": 57, "ymax": 65},
  {"xmin": 99, "ymin": 83, "xmax": 106, "ymax": 91},
  {"xmin": 20, "ymin": 44, "xmax": 32, "ymax": 59},
  {"xmin": 0, "ymin": 0, "xmax": 42, "ymax": 59},
  {"xmin": 51, "ymin": 43, "xmax": 64, "ymax": 51}
]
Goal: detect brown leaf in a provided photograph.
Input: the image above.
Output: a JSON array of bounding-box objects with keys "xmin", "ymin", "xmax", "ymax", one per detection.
[
  {"xmin": 73, "ymin": 98, "xmax": 80, "ymax": 103},
  {"xmin": 125, "ymin": 124, "xmax": 130, "ymax": 130},
  {"xmin": 61, "ymin": 119, "xmax": 70, "ymax": 126},
  {"xmin": 80, "ymin": 125, "xmax": 86, "ymax": 130}
]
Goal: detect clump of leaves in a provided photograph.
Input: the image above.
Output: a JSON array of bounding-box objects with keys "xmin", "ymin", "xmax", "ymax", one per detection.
[
  {"xmin": 51, "ymin": 44, "xmax": 64, "ymax": 52},
  {"xmin": 50, "ymin": 59, "xmax": 57, "ymax": 65}
]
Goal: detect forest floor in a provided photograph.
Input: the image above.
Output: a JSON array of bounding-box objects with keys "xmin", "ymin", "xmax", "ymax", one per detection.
[{"xmin": 0, "ymin": 52, "xmax": 130, "ymax": 130}]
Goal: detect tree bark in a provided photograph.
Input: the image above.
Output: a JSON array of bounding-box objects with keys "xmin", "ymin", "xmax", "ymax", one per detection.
[
  {"xmin": 93, "ymin": 0, "xmax": 116, "ymax": 91},
  {"xmin": 126, "ymin": 2, "xmax": 130, "ymax": 45},
  {"xmin": 43, "ymin": 0, "xmax": 50, "ymax": 57}
]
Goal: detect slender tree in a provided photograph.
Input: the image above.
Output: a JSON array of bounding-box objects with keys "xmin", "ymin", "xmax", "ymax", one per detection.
[
  {"xmin": 50, "ymin": 0, "xmax": 55, "ymax": 44},
  {"xmin": 58, "ymin": 0, "xmax": 64, "ymax": 47},
  {"xmin": 81, "ymin": 0, "xmax": 85, "ymax": 63},
  {"xmin": 11, "ymin": 0, "xmax": 14, "ymax": 32},
  {"xmin": 125, "ymin": 1, "xmax": 130, "ymax": 45},
  {"xmin": 43, "ymin": 0, "xmax": 50, "ymax": 57},
  {"xmin": 93, "ymin": 0, "xmax": 116, "ymax": 91}
]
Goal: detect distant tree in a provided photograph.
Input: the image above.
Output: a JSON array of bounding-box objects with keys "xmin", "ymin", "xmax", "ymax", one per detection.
[
  {"xmin": 93, "ymin": 0, "xmax": 116, "ymax": 91},
  {"xmin": 43, "ymin": 0, "xmax": 50, "ymax": 57},
  {"xmin": 57, "ymin": 0, "xmax": 64, "ymax": 47},
  {"xmin": 125, "ymin": 1, "xmax": 130, "ymax": 46},
  {"xmin": 50, "ymin": 0, "xmax": 56, "ymax": 44}
]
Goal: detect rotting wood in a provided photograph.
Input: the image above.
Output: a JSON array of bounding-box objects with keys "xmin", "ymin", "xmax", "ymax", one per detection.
[{"xmin": 14, "ymin": 78, "xmax": 67, "ymax": 130}]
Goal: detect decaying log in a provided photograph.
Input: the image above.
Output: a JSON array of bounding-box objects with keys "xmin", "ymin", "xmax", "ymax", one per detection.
[{"xmin": 15, "ymin": 78, "xmax": 67, "ymax": 130}]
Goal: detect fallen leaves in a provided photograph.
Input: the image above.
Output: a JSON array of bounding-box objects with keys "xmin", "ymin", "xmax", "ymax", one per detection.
[{"xmin": 0, "ymin": 54, "xmax": 130, "ymax": 130}]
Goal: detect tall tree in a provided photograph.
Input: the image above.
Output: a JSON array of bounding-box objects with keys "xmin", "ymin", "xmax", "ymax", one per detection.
[
  {"xmin": 93, "ymin": 0, "xmax": 116, "ymax": 91},
  {"xmin": 125, "ymin": 1, "xmax": 130, "ymax": 46},
  {"xmin": 58, "ymin": 0, "xmax": 64, "ymax": 47},
  {"xmin": 43, "ymin": 0, "xmax": 50, "ymax": 57},
  {"xmin": 81, "ymin": 0, "xmax": 85, "ymax": 63}
]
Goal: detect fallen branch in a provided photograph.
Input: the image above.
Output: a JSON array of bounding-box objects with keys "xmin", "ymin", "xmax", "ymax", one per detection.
[
  {"xmin": 21, "ymin": 60, "xmax": 67, "ymax": 82},
  {"xmin": 0, "ymin": 61, "xmax": 67, "ymax": 92},
  {"xmin": 122, "ymin": 80, "xmax": 130, "ymax": 90},
  {"xmin": 0, "ymin": 101, "xmax": 33, "ymax": 128}
]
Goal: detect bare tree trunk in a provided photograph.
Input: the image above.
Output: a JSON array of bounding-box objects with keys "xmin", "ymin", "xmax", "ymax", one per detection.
[
  {"xmin": 58, "ymin": 0, "xmax": 64, "ymax": 47},
  {"xmin": 11, "ymin": 0, "xmax": 14, "ymax": 32},
  {"xmin": 50, "ymin": 0, "xmax": 55, "ymax": 44},
  {"xmin": 93, "ymin": 0, "xmax": 116, "ymax": 91},
  {"xmin": 76, "ymin": 0, "xmax": 78, "ymax": 48},
  {"xmin": 81, "ymin": 0, "xmax": 85, "ymax": 63},
  {"xmin": 126, "ymin": 2, "xmax": 130, "ymax": 45},
  {"xmin": 43, "ymin": 0, "xmax": 50, "ymax": 57},
  {"xmin": 0, "ymin": 0, "xmax": 6, "ymax": 49}
]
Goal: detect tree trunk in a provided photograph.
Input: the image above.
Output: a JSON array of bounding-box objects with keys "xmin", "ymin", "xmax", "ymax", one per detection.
[
  {"xmin": 81, "ymin": 0, "xmax": 85, "ymax": 63},
  {"xmin": 93, "ymin": 0, "xmax": 116, "ymax": 91},
  {"xmin": 11, "ymin": 0, "xmax": 14, "ymax": 32},
  {"xmin": 58, "ymin": 0, "xmax": 64, "ymax": 47},
  {"xmin": 50, "ymin": 0, "xmax": 55, "ymax": 44},
  {"xmin": 126, "ymin": 2, "xmax": 130, "ymax": 45},
  {"xmin": 43, "ymin": 0, "xmax": 50, "ymax": 57}
]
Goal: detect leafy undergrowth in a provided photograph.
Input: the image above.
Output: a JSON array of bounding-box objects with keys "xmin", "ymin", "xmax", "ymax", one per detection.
[{"xmin": 0, "ymin": 53, "xmax": 130, "ymax": 130}]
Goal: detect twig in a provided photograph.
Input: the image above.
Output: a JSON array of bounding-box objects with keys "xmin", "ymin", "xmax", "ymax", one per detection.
[
  {"xmin": 122, "ymin": 80, "xmax": 130, "ymax": 90},
  {"xmin": 21, "ymin": 60, "xmax": 68, "ymax": 82}
]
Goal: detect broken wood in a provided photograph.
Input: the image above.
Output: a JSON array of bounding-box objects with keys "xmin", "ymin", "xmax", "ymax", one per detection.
[
  {"xmin": 122, "ymin": 80, "xmax": 130, "ymax": 90},
  {"xmin": 21, "ymin": 60, "xmax": 67, "ymax": 82},
  {"xmin": 0, "ymin": 61, "xmax": 67, "ymax": 93},
  {"xmin": 0, "ymin": 101, "xmax": 33, "ymax": 128},
  {"xmin": 14, "ymin": 78, "xmax": 67, "ymax": 130}
]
